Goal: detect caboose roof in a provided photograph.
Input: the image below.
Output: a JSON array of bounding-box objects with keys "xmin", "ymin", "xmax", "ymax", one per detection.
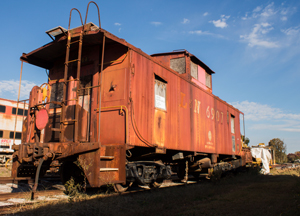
[
  {"xmin": 20, "ymin": 23, "xmax": 149, "ymax": 69},
  {"xmin": 20, "ymin": 23, "xmax": 215, "ymax": 76},
  {"xmin": 151, "ymin": 50, "xmax": 215, "ymax": 74}
]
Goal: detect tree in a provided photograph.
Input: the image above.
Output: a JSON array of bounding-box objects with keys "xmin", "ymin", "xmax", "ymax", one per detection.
[
  {"xmin": 287, "ymin": 153, "xmax": 296, "ymax": 163},
  {"xmin": 295, "ymin": 151, "xmax": 300, "ymax": 159},
  {"xmin": 241, "ymin": 135, "xmax": 250, "ymax": 146},
  {"xmin": 287, "ymin": 152, "xmax": 300, "ymax": 163},
  {"xmin": 268, "ymin": 138, "xmax": 287, "ymax": 163}
]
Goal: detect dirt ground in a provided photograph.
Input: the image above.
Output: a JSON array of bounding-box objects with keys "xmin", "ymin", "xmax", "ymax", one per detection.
[{"xmin": 3, "ymin": 167, "xmax": 300, "ymax": 216}]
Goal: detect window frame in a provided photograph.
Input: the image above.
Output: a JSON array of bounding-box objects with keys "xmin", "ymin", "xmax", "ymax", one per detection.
[
  {"xmin": 205, "ymin": 71, "xmax": 212, "ymax": 89},
  {"xmin": 170, "ymin": 57, "xmax": 186, "ymax": 74},
  {"xmin": 230, "ymin": 114, "xmax": 235, "ymax": 134},
  {"xmin": 190, "ymin": 61, "xmax": 198, "ymax": 79},
  {"xmin": 154, "ymin": 74, "xmax": 168, "ymax": 112}
]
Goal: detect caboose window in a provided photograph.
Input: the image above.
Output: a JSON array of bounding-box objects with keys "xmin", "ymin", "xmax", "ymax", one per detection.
[
  {"xmin": 232, "ymin": 135, "xmax": 236, "ymax": 152},
  {"xmin": 154, "ymin": 75, "xmax": 167, "ymax": 111},
  {"xmin": 190, "ymin": 61, "xmax": 198, "ymax": 79},
  {"xmin": 50, "ymin": 82, "xmax": 64, "ymax": 108},
  {"xmin": 170, "ymin": 57, "xmax": 186, "ymax": 74},
  {"xmin": 231, "ymin": 115, "xmax": 235, "ymax": 134},
  {"xmin": 205, "ymin": 72, "xmax": 211, "ymax": 88},
  {"xmin": 0, "ymin": 105, "xmax": 6, "ymax": 113}
]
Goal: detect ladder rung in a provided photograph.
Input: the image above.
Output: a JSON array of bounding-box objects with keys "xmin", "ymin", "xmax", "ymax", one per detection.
[
  {"xmin": 51, "ymin": 128, "xmax": 61, "ymax": 132},
  {"xmin": 66, "ymin": 59, "xmax": 79, "ymax": 64},
  {"xmin": 100, "ymin": 168, "xmax": 119, "ymax": 172},
  {"xmin": 50, "ymin": 101, "xmax": 62, "ymax": 105},
  {"xmin": 100, "ymin": 156, "xmax": 115, "ymax": 160},
  {"xmin": 69, "ymin": 40, "xmax": 81, "ymax": 45},
  {"xmin": 62, "ymin": 120, "xmax": 77, "ymax": 124}
]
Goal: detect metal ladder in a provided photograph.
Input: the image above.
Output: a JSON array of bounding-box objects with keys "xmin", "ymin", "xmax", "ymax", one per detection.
[{"xmin": 60, "ymin": 8, "xmax": 84, "ymax": 142}]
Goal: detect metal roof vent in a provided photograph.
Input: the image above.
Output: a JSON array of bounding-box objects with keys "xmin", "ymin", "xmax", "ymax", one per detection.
[{"xmin": 46, "ymin": 26, "xmax": 67, "ymax": 40}]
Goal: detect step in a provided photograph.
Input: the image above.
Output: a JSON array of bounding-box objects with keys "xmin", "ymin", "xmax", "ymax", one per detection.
[
  {"xmin": 100, "ymin": 156, "xmax": 114, "ymax": 160},
  {"xmin": 51, "ymin": 128, "xmax": 61, "ymax": 132},
  {"xmin": 100, "ymin": 168, "xmax": 119, "ymax": 172}
]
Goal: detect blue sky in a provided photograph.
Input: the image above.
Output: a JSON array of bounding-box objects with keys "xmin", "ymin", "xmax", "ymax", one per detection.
[{"xmin": 0, "ymin": 0, "xmax": 299, "ymax": 153}]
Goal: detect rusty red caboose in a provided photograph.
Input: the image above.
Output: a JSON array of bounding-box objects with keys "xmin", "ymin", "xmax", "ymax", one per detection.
[{"xmin": 12, "ymin": 2, "xmax": 252, "ymax": 192}]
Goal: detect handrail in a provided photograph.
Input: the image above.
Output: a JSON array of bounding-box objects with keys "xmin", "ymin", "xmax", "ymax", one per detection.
[
  {"xmin": 84, "ymin": 1, "xmax": 101, "ymax": 28},
  {"xmin": 68, "ymin": 8, "xmax": 84, "ymax": 30}
]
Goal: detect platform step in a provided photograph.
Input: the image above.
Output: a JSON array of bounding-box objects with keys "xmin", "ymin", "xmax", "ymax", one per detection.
[
  {"xmin": 100, "ymin": 156, "xmax": 114, "ymax": 160},
  {"xmin": 100, "ymin": 168, "xmax": 119, "ymax": 172},
  {"xmin": 51, "ymin": 128, "xmax": 61, "ymax": 132}
]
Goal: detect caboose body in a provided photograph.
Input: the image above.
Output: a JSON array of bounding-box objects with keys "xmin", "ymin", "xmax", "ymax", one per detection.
[{"xmin": 12, "ymin": 3, "xmax": 252, "ymax": 190}]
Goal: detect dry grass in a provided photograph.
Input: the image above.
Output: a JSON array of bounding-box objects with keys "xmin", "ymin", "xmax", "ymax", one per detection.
[
  {"xmin": 4, "ymin": 167, "xmax": 300, "ymax": 216},
  {"xmin": 0, "ymin": 166, "xmax": 11, "ymax": 177},
  {"xmin": 270, "ymin": 167, "xmax": 300, "ymax": 176}
]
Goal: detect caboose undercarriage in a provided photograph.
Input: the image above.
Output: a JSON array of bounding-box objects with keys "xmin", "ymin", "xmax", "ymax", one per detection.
[
  {"xmin": 11, "ymin": 2, "xmax": 252, "ymax": 192},
  {"xmin": 12, "ymin": 140, "xmax": 250, "ymax": 192}
]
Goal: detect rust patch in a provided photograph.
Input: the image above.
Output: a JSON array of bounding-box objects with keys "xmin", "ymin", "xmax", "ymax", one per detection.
[{"xmin": 157, "ymin": 116, "xmax": 161, "ymax": 128}]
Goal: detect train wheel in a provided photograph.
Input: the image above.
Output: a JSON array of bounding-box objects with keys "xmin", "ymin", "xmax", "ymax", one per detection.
[
  {"xmin": 113, "ymin": 182, "xmax": 131, "ymax": 193},
  {"xmin": 177, "ymin": 166, "xmax": 186, "ymax": 180},
  {"xmin": 148, "ymin": 181, "xmax": 163, "ymax": 189}
]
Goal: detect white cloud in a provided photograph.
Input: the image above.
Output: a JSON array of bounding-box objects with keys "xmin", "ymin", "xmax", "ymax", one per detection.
[
  {"xmin": 231, "ymin": 101, "xmax": 300, "ymax": 121},
  {"xmin": 250, "ymin": 3, "xmax": 281, "ymax": 19},
  {"xmin": 181, "ymin": 18, "xmax": 190, "ymax": 24},
  {"xmin": 253, "ymin": 6, "xmax": 262, "ymax": 13},
  {"xmin": 203, "ymin": 12, "xmax": 209, "ymax": 16},
  {"xmin": 231, "ymin": 101, "xmax": 300, "ymax": 133},
  {"xmin": 151, "ymin": 22, "xmax": 162, "ymax": 26},
  {"xmin": 249, "ymin": 123, "xmax": 300, "ymax": 133},
  {"xmin": 281, "ymin": 26, "xmax": 300, "ymax": 36},
  {"xmin": 260, "ymin": 2, "xmax": 276, "ymax": 17},
  {"xmin": 241, "ymin": 12, "xmax": 248, "ymax": 20},
  {"xmin": 0, "ymin": 80, "xmax": 36, "ymax": 99},
  {"xmin": 240, "ymin": 23, "xmax": 279, "ymax": 48},
  {"xmin": 281, "ymin": 8, "xmax": 288, "ymax": 15},
  {"xmin": 189, "ymin": 30, "xmax": 224, "ymax": 38},
  {"xmin": 114, "ymin": 23, "xmax": 121, "ymax": 26},
  {"xmin": 210, "ymin": 15, "xmax": 230, "ymax": 28},
  {"xmin": 244, "ymin": 3, "xmax": 296, "ymax": 23}
]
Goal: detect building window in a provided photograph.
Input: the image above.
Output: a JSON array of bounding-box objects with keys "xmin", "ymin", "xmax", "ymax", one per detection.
[
  {"xmin": 0, "ymin": 105, "xmax": 5, "ymax": 113},
  {"xmin": 154, "ymin": 75, "xmax": 167, "ymax": 111},
  {"xmin": 190, "ymin": 61, "xmax": 198, "ymax": 79},
  {"xmin": 170, "ymin": 57, "xmax": 186, "ymax": 74},
  {"xmin": 12, "ymin": 108, "xmax": 28, "ymax": 116},
  {"xmin": 9, "ymin": 132, "xmax": 22, "ymax": 139},
  {"xmin": 231, "ymin": 115, "xmax": 235, "ymax": 134},
  {"xmin": 0, "ymin": 130, "xmax": 3, "ymax": 138}
]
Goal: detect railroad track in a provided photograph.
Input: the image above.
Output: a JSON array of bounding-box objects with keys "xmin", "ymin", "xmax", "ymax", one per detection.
[
  {"xmin": 0, "ymin": 176, "xmax": 210, "ymax": 216},
  {"xmin": 0, "ymin": 176, "xmax": 33, "ymax": 184},
  {"xmin": 0, "ymin": 175, "xmax": 201, "ymax": 215},
  {"xmin": 0, "ymin": 189, "xmax": 65, "ymax": 202}
]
